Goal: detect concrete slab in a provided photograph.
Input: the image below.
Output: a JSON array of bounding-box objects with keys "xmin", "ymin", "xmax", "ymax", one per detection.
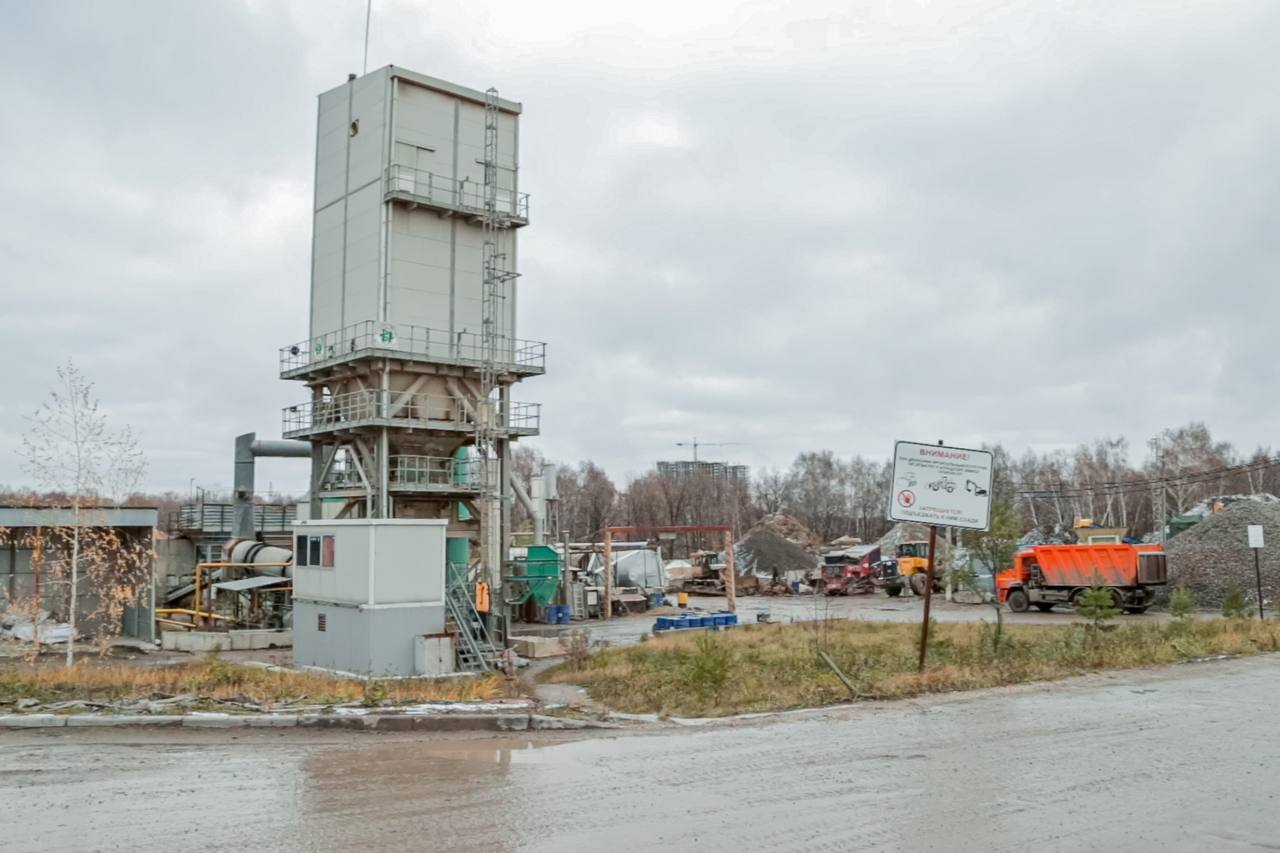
[
  {"xmin": 0, "ymin": 714, "xmax": 65, "ymax": 728},
  {"xmin": 181, "ymin": 714, "xmax": 238, "ymax": 728},
  {"xmin": 161, "ymin": 632, "xmax": 231, "ymax": 653},
  {"xmin": 510, "ymin": 635, "xmax": 567, "ymax": 659},
  {"xmin": 229, "ymin": 630, "xmax": 292, "ymax": 651},
  {"xmin": 66, "ymin": 715, "xmax": 181, "ymax": 727},
  {"xmin": 242, "ymin": 715, "xmax": 299, "ymax": 728}
]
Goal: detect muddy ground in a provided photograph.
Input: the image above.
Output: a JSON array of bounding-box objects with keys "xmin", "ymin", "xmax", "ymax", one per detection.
[
  {"xmin": 517, "ymin": 591, "xmax": 1174, "ymax": 649},
  {"xmin": 2, "ymin": 654, "xmax": 1276, "ymax": 852}
]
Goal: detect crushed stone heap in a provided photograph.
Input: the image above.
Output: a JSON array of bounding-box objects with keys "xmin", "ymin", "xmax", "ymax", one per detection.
[{"xmin": 1166, "ymin": 501, "xmax": 1280, "ymax": 606}]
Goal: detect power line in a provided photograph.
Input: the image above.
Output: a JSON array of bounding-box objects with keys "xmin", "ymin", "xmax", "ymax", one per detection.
[{"xmin": 1001, "ymin": 453, "xmax": 1280, "ymax": 500}]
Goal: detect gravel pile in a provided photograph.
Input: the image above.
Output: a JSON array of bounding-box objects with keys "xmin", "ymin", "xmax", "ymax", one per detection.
[
  {"xmin": 1178, "ymin": 493, "xmax": 1280, "ymax": 520},
  {"xmin": 1166, "ymin": 501, "xmax": 1280, "ymax": 606},
  {"xmin": 735, "ymin": 530, "xmax": 819, "ymax": 579},
  {"xmin": 1019, "ymin": 526, "xmax": 1078, "ymax": 547},
  {"xmin": 746, "ymin": 513, "xmax": 825, "ymax": 550}
]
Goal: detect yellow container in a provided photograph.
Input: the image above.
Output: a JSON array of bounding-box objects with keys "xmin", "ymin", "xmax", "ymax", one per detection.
[{"xmin": 677, "ymin": 592, "xmax": 689, "ymax": 608}]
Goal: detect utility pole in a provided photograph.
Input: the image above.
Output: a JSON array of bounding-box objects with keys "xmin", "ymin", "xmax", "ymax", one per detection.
[{"xmin": 1149, "ymin": 437, "xmax": 1167, "ymax": 545}]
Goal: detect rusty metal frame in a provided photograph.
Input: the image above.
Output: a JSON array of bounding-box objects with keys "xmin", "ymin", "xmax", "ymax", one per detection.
[{"xmin": 600, "ymin": 525, "xmax": 736, "ymax": 620}]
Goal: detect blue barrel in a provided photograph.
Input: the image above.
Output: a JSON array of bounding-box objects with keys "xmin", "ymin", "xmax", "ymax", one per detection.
[
  {"xmin": 543, "ymin": 607, "xmax": 557, "ymax": 624},
  {"xmin": 724, "ymin": 613, "xmax": 738, "ymax": 627}
]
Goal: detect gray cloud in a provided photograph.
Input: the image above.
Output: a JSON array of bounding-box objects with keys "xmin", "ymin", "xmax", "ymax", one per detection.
[{"xmin": 2, "ymin": 0, "xmax": 1278, "ymax": 494}]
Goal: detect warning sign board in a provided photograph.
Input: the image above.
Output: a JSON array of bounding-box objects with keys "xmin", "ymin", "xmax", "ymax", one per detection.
[{"xmin": 888, "ymin": 441, "xmax": 993, "ymax": 531}]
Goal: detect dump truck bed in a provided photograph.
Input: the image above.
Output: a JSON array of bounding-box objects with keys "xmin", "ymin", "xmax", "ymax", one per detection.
[{"xmin": 1024, "ymin": 544, "xmax": 1163, "ymax": 588}]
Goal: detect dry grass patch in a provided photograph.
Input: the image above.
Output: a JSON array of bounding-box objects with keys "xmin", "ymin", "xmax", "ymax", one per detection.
[
  {"xmin": 542, "ymin": 618, "xmax": 1280, "ymax": 717},
  {"xmin": 0, "ymin": 657, "xmax": 502, "ymax": 710}
]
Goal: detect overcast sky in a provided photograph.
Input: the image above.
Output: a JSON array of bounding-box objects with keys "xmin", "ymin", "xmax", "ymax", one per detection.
[{"xmin": 2, "ymin": 0, "xmax": 1278, "ymax": 496}]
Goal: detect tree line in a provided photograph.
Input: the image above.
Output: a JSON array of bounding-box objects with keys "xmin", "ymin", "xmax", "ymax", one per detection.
[{"xmin": 516, "ymin": 421, "xmax": 1279, "ymax": 547}]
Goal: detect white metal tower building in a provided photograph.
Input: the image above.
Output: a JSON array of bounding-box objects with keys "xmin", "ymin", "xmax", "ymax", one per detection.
[{"xmin": 279, "ymin": 66, "xmax": 544, "ymax": 650}]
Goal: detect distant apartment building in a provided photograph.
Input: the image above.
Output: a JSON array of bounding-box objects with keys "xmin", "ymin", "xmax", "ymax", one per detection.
[{"xmin": 656, "ymin": 460, "xmax": 750, "ymax": 483}]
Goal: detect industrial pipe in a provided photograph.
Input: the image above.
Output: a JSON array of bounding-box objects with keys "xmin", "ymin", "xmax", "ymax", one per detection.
[
  {"xmin": 233, "ymin": 432, "xmax": 310, "ymax": 539},
  {"xmin": 223, "ymin": 540, "xmax": 294, "ymax": 576}
]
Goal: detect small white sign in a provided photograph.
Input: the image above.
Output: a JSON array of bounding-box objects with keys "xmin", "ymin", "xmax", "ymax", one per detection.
[
  {"xmin": 888, "ymin": 441, "xmax": 994, "ymax": 531},
  {"xmin": 1248, "ymin": 524, "xmax": 1264, "ymax": 549}
]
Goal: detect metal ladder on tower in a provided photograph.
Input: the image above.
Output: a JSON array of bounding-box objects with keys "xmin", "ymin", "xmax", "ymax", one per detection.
[
  {"xmin": 570, "ymin": 582, "xmax": 587, "ymax": 620},
  {"xmin": 445, "ymin": 577, "xmax": 501, "ymax": 672},
  {"xmin": 479, "ymin": 86, "xmax": 505, "ymax": 401}
]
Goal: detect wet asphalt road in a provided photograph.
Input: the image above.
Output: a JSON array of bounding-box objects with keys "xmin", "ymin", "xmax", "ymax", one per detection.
[{"xmin": 3, "ymin": 655, "xmax": 1278, "ymax": 853}]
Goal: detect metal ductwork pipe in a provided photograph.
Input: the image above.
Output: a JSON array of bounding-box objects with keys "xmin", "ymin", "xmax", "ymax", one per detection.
[
  {"xmin": 223, "ymin": 539, "xmax": 294, "ymax": 577},
  {"xmin": 233, "ymin": 432, "xmax": 311, "ymax": 540}
]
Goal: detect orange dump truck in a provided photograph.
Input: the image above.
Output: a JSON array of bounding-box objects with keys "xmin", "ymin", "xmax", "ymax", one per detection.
[{"xmin": 995, "ymin": 543, "xmax": 1167, "ymax": 614}]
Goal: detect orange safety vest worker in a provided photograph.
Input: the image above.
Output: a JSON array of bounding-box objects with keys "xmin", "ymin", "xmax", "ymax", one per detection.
[{"xmin": 475, "ymin": 580, "xmax": 491, "ymax": 613}]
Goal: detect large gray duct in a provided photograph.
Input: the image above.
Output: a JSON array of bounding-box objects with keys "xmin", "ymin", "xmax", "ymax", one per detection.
[
  {"xmin": 233, "ymin": 432, "xmax": 311, "ymax": 539},
  {"xmin": 223, "ymin": 539, "xmax": 294, "ymax": 576}
]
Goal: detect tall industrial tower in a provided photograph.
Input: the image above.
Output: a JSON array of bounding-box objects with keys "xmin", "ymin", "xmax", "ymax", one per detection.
[{"xmin": 279, "ymin": 67, "xmax": 544, "ymax": 625}]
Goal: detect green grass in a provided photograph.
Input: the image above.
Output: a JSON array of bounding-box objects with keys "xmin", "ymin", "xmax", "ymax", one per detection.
[{"xmin": 541, "ymin": 618, "xmax": 1280, "ymax": 717}]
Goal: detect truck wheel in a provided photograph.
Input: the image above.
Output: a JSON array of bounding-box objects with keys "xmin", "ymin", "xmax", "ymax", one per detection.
[
  {"xmin": 885, "ymin": 585, "xmax": 902, "ymax": 597},
  {"xmin": 1007, "ymin": 589, "xmax": 1030, "ymax": 613},
  {"xmin": 1034, "ymin": 603, "xmax": 1054, "ymax": 613},
  {"xmin": 1124, "ymin": 606, "xmax": 1149, "ymax": 614},
  {"xmin": 909, "ymin": 573, "xmax": 929, "ymax": 596}
]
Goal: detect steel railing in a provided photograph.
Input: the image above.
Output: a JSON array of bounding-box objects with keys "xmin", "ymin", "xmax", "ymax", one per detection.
[
  {"xmin": 508, "ymin": 401, "xmax": 541, "ymax": 432},
  {"xmin": 282, "ymin": 390, "xmax": 540, "ymax": 437},
  {"xmin": 173, "ymin": 503, "xmax": 293, "ymax": 533},
  {"xmin": 385, "ymin": 165, "xmax": 529, "ymax": 221},
  {"xmin": 388, "ymin": 455, "xmax": 484, "ymax": 491},
  {"xmin": 279, "ymin": 321, "xmax": 546, "ymax": 376}
]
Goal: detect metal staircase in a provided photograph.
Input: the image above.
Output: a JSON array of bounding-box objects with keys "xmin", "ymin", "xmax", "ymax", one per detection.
[{"xmin": 445, "ymin": 576, "xmax": 501, "ymax": 672}]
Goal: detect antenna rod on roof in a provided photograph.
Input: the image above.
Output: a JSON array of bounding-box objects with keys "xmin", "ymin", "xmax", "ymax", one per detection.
[{"xmin": 362, "ymin": 0, "xmax": 373, "ymax": 75}]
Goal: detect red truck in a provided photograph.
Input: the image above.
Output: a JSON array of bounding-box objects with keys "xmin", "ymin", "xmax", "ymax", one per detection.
[
  {"xmin": 818, "ymin": 546, "xmax": 880, "ymax": 596},
  {"xmin": 996, "ymin": 543, "xmax": 1167, "ymax": 614}
]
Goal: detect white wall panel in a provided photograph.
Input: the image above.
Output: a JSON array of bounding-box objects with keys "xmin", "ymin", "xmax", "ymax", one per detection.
[{"xmin": 310, "ymin": 70, "xmax": 523, "ymax": 343}]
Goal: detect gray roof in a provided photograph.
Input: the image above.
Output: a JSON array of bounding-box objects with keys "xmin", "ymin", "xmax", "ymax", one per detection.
[{"xmin": 0, "ymin": 506, "xmax": 158, "ymax": 528}]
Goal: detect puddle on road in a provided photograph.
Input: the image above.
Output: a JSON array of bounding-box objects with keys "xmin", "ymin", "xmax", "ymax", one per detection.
[{"xmin": 395, "ymin": 737, "xmax": 547, "ymax": 767}]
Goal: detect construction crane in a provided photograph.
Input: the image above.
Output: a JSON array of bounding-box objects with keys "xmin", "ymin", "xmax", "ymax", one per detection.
[{"xmin": 675, "ymin": 437, "xmax": 744, "ymax": 462}]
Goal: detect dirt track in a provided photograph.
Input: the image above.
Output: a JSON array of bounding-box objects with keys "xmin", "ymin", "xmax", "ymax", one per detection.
[{"xmin": 3, "ymin": 654, "xmax": 1277, "ymax": 852}]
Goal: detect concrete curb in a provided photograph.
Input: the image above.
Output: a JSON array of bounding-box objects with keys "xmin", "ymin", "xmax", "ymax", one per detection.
[{"xmin": 0, "ymin": 712, "xmax": 617, "ymax": 732}]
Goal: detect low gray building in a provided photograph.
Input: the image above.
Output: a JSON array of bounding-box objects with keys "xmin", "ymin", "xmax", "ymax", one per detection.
[{"xmin": 0, "ymin": 505, "xmax": 158, "ymax": 641}]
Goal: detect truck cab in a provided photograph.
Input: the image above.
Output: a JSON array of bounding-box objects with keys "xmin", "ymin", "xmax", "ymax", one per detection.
[{"xmin": 819, "ymin": 546, "xmax": 880, "ymax": 595}]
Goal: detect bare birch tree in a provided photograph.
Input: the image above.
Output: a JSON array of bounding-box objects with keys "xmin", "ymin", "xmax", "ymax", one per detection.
[{"xmin": 20, "ymin": 361, "xmax": 146, "ymax": 666}]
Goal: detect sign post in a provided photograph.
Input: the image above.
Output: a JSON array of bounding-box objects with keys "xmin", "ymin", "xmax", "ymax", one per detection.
[
  {"xmin": 889, "ymin": 440, "xmax": 994, "ymax": 672},
  {"xmin": 1248, "ymin": 524, "xmax": 1265, "ymax": 620}
]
